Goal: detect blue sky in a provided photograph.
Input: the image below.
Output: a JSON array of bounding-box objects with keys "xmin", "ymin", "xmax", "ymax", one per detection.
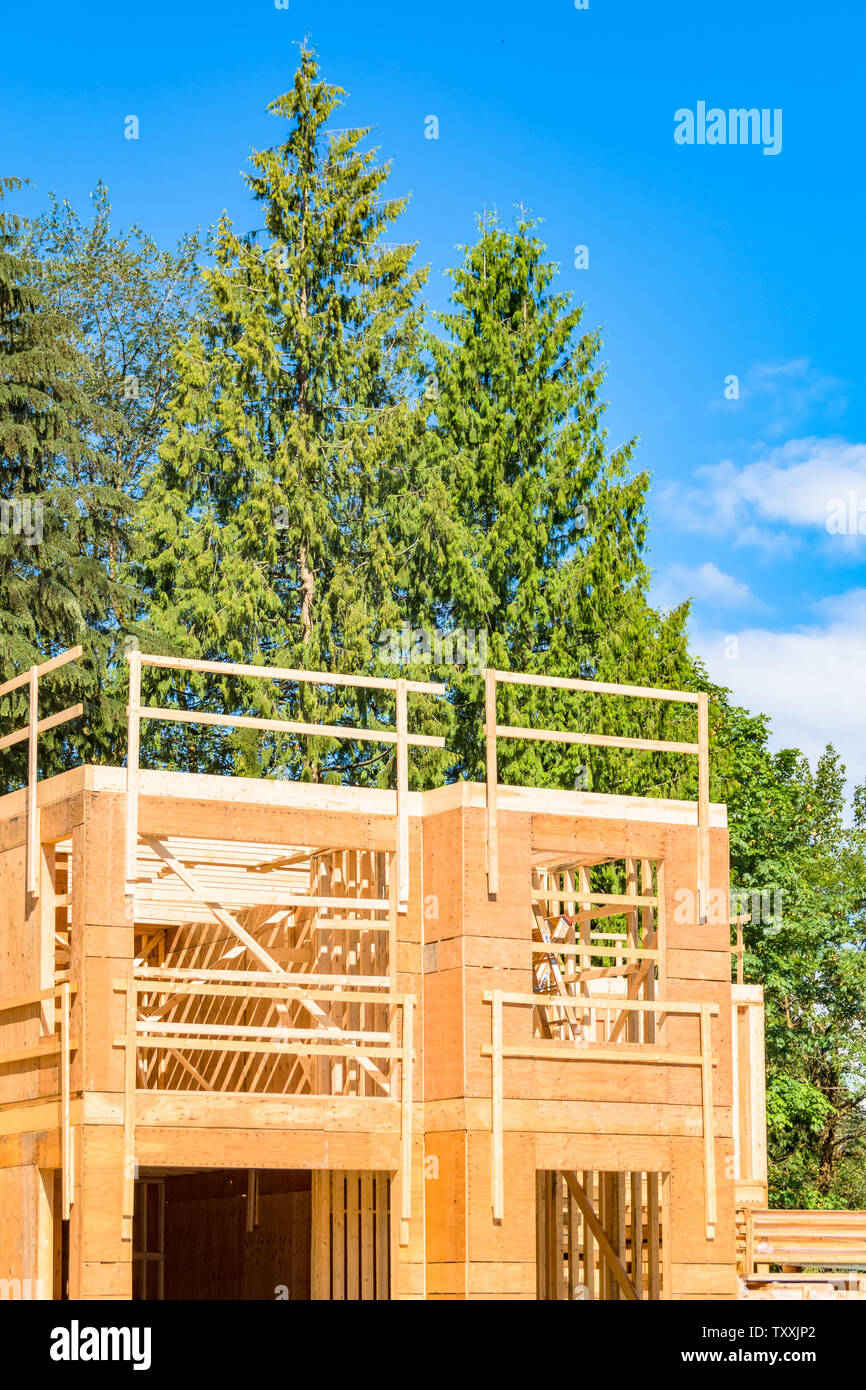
[{"xmin": 3, "ymin": 0, "xmax": 864, "ymax": 786}]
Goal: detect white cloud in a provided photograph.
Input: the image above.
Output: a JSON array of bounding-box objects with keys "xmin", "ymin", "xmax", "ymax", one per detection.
[
  {"xmin": 652, "ymin": 561, "xmax": 762, "ymax": 612},
  {"xmin": 710, "ymin": 358, "xmax": 848, "ymax": 436},
  {"xmin": 661, "ymin": 436, "xmax": 866, "ymax": 556},
  {"xmin": 691, "ymin": 588, "xmax": 866, "ymax": 791}
]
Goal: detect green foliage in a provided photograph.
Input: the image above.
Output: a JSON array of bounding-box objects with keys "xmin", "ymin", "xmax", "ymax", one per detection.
[
  {"xmin": 425, "ymin": 213, "xmax": 699, "ymax": 793},
  {"xmin": 0, "ymin": 177, "xmax": 127, "ymax": 783},
  {"xmin": 12, "ymin": 183, "xmax": 204, "ymax": 763},
  {"xmin": 717, "ymin": 692, "xmax": 866, "ymax": 1206},
  {"xmin": 135, "ymin": 46, "xmax": 442, "ymax": 784}
]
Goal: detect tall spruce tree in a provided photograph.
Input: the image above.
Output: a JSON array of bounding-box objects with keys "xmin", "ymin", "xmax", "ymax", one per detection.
[
  {"xmin": 137, "ymin": 47, "xmax": 438, "ymax": 781},
  {"xmin": 0, "ymin": 177, "xmax": 127, "ymax": 787},
  {"xmin": 428, "ymin": 213, "xmax": 697, "ymax": 792}
]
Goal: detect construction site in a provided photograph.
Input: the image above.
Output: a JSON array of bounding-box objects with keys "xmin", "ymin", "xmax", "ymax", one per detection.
[{"xmin": 2, "ymin": 645, "xmax": 865, "ymax": 1302}]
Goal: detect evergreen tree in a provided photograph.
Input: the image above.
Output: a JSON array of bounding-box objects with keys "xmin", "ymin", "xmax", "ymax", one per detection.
[
  {"xmin": 720, "ymin": 711, "xmax": 866, "ymax": 1207},
  {"xmin": 0, "ymin": 177, "xmax": 127, "ymax": 787},
  {"xmin": 428, "ymin": 213, "xmax": 697, "ymax": 793},
  {"xmin": 137, "ymin": 47, "xmax": 439, "ymax": 782},
  {"xmin": 23, "ymin": 181, "xmax": 202, "ymax": 604}
]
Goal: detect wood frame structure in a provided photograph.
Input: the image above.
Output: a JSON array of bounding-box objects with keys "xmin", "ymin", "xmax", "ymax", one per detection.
[{"xmin": 2, "ymin": 646, "xmax": 865, "ymax": 1301}]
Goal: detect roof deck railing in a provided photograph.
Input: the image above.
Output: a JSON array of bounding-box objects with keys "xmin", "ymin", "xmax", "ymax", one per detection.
[
  {"xmin": 1, "ymin": 648, "xmax": 711, "ymax": 923},
  {"xmin": 124, "ymin": 651, "xmax": 446, "ymax": 913},
  {"xmin": 482, "ymin": 669, "xmax": 710, "ymax": 922},
  {"xmin": 0, "ymin": 645, "xmax": 84, "ymax": 897}
]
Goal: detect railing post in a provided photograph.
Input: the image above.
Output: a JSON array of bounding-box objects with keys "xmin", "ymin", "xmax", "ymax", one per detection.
[
  {"xmin": 27, "ymin": 664, "xmax": 39, "ymax": 898},
  {"xmin": 125, "ymin": 650, "xmax": 141, "ymax": 898},
  {"xmin": 697, "ymin": 692, "xmax": 710, "ymax": 925},
  {"xmin": 395, "ymin": 677, "xmax": 409, "ymax": 914},
  {"xmin": 484, "ymin": 670, "xmax": 499, "ymax": 896}
]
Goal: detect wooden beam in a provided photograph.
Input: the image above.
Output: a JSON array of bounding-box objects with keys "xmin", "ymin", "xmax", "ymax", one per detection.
[
  {"xmin": 490, "ymin": 989, "xmax": 504, "ymax": 1221},
  {"xmin": 27, "ymin": 664, "xmax": 38, "ymax": 897},
  {"xmin": 395, "ymin": 678, "xmax": 409, "ymax": 914},
  {"xmin": 138, "ymin": 704, "xmax": 444, "ymax": 749},
  {"xmin": 700, "ymin": 1003, "xmax": 717, "ymax": 1239},
  {"xmin": 61, "ymin": 981, "xmax": 72, "ymax": 1219},
  {"xmin": 697, "ymin": 691, "xmax": 710, "ymax": 925},
  {"xmin": 0, "ymin": 702, "xmax": 84, "ymax": 751},
  {"xmin": 485, "ymin": 669, "xmax": 499, "ymax": 895},
  {"xmin": 399, "ymin": 994, "xmax": 414, "ymax": 1245},
  {"xmin": 488, "ymin": 669, "xmax": 700, "ymax": 704},
  {"xmin": 136, "ymin": 652, "xmax": 445, "ymax": 696},
  {"xmin": 125, "ymin": 649, "xmax": 141, "ymax": 896},
  {"xmin": 496, "ymin": 724, "xmax": 698, "ymax": 756},
  {"xmin": 0, "ymin": 643, "xmax": 83, "ymax": 698}
]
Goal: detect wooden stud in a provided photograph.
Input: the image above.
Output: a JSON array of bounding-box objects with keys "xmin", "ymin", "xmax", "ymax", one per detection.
[
  {"xmin": 700, "ymin": 1003, "xmax": 717, "ymax": 1240},
  {"xmin": 395, "ymin": 679, "xmax": 409, "ymax": 914},
  {"xmin": 399, "ymin": 994, "xmax": 414, "ymax": 1244},
  {"xmin": 485, "ymin": 670, "xmax": 499, "ymax": 895},
  {"xmin": 697, "ymin": 691, "xmax": 710, "ymax": 924},
  {"xmin": 126, "ymin": 649, "xmax": 142, "ymax": 896},
  {"xmin": 61, "ymin": 981, "xmax": 72, "ymax": 1220},
  {"xmin": 26, "ymin": 665, "xmax": 39, "ymax": 898},
  {"xmin": 490, "ymin": 990, "xmax": 504, "ymax": 1222},
  {"xmin": 647, "ymin": 1172, "xmax": 661, "ymax": 1299}
]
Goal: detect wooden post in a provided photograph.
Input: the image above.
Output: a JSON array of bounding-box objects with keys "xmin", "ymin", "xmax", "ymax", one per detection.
[
  {"xmin": 630, "ymin": 1170, "xmax": 643, "ymax": 1296},
  {"xmin": 697, "ymin": 691, "xmax": 710, "ymax": 925},
  {"xmin": 399, "ymin": 994, "xmax": 413, "ymax": 1245},
  {"xmin": 647, "ymin": 1171, "xmax": 660, "ymax": 1299},
  {"xmin": 489, "ymin": 990, "xmax": 504, "ymax": 1222},
  {"xmin": 125, "ymin": 650, "xmax": 141, "ymax": 897},
  {"xmin": 395, "ymin": 678, "xmax": 409, "ymax": 914},
  {"xmin": 311, "ymin": 1170, "xmax": 331, "ymax": 1299},
  {"xmin": 731, "ymin": 998, "xmax": 741, "ymax": 1181},
  {"xmin": 123, "ymin": 979, "xmax": 137, "ymax": 1243},
  {"xmin": 60, "ymin": 981, "xmax": 72, "ymax": 1220},
  {"xmin": 700, "ymin": 1003, "xmax": 717, "ymax": 1239},
  {"xmin": 484, "ymin": 670, "xmax": 499, "ymax": 896},
  {"xmin": 582, "ymin": 1170, "xmax": 595, "ymax": 1299},
  {"xmin": 27, "ymin": 664, "xmax": 39, "ymax": 898}
]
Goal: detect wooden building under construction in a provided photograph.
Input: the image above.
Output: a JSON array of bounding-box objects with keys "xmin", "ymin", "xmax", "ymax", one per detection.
[{"xmin": 2, "ymin": 648, "xmax": 864, "ymax": 1301}]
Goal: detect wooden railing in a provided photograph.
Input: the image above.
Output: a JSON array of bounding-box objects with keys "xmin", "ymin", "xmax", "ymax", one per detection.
[
  {"xmin": 114, "ymin": 970, "xmax": 415, "ymax": 1242},
  {"xmin": 124, "ymin": 652, "xmax": 446, "ymax": 913},
  {"xmin": 0, "ymin": 981, "xmax": 76, "ymax": 1216},
  {"xmin": 732, "ymin": 984, "xmax": 767, "ymax": 1204},
  {"xmin": 741, "ymin": 1208, "xmax": 866, "ymax": 1275},
  {"xmin": 0, "ymin": 645, "xmax": 83, "ymax": 897},
  {"xmin": 483, "ymin": 669, "xmax": 710, "ymax": 921},
  {"xmin": 482, "ymin": 991, "xmax": 719, "ymax": 1239}
]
